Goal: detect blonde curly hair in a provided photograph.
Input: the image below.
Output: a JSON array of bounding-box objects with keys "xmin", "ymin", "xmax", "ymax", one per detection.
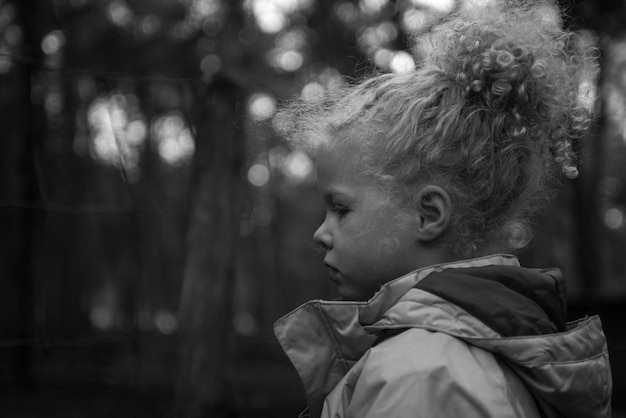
[{"xmin": 275, "ymin": 0, "xmax": 598, "ymax": 258}]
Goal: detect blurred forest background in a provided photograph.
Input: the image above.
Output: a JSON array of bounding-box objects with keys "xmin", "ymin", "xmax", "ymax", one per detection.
[{"xmin": 0, "ymin": 0, "xmax": 625, "ymax": 417}]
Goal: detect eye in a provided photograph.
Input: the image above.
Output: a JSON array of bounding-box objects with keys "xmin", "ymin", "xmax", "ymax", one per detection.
[{"xmin": 331, "ymin": 204, "xmax": 349, "ymax": 218}]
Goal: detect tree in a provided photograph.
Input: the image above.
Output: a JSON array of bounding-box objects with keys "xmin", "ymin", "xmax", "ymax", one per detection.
[
  {"xmin": 176, "ymin": 76, "xmax": 245, "ymax": 418},
  {"xmin": 12, "ymin": 0, "xmax": 48, "ymax": 389}
]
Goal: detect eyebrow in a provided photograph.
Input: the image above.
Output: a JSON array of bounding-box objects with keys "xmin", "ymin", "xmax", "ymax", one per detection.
[{"xmin": 322, "ymin": 187, "xmax": 356, "ymax": 203}]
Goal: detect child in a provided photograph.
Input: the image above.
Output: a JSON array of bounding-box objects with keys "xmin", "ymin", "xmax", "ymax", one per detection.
[{"xmin": 273, "ymin": 1, "xmax": 612, "ymax": 417}]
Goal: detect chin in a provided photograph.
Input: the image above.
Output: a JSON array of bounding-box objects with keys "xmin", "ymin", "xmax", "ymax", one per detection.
[
  {"xmin": 339, "ymin": 290, "xmax": 371, "ymax": 302},
  {"xmin": 335, "ymin": 288, "xmax": 357, "ymax": 301}
]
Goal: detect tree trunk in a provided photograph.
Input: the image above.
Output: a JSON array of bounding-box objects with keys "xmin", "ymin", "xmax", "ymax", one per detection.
[
  {"xmin": 14, "ymin": 0, "xmax": 46, "ymax": 390},
  {"xmin": 176, "ymin": 76, "xmax": 245, "ymax": 418}
]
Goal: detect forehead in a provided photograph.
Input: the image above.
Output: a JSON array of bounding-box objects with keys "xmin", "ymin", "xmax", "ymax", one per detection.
[{"xmin": 315, "ymin": 141, "xmax": 368, "ymax": 186}]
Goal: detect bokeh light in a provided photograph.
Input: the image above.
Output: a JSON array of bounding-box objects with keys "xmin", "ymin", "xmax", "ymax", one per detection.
[
  {"xmin": 0, "ymin": 3, "xmax": 19, "ymax": 74},
  {"xmin": 359, "ymin": 0, "xmax": 389, "ymax": 16},
  {"xmin": 335, "ymin": 2, "xmax": 360, "ymax": 24},
  {"xmin": 276, "ymin": 28, "xmax": 307, "ymax": 50},
  {"xmin": 390, "ymin": 51, "xmax": 415, "ymax": 72},
  {"xmin": 257, "ymin": 8, "xmax": 288, "ymax": 33},
  {"xmin": 4, "ymin": 24, "xmax": 22, "ymax": 46},
  {"xmin": 284, "ymin": 150, "xmax": 313, "ymax": 181},
  {"xmin": 401, "ymin": 8, "xmax": 427, "ymax": 33},
  {"xmin": 200, "ymin": 54, "xmax": 221, "ymax": 76},
  {"xmin": 318, "ymin": 67, "xmax": 343, "ymax": 89},
  {"xmin": 413, "ymin": 0, "xmax": 455, "ymax": 13},
  {"xmin": 605, "ymin": 208, "xmax": 624, "ymax": 230},
  {"xmin": 245, "ymin": 0, "xmax": 288, "ymax": 33},
  {"xmin": 151, "ymin": 113, "xmax": 195, "ymax": 167},
  {"xmin": 139, "ymin": 14, "xmax": 161, "ymax": 36},
  {"xmin": 107, "ymin": 0, "xmax": 133, "ymax": 27},
  {"xmin": 247, "ymin": 163, "xmax": 270, "ymax": 187},
  {"xmin": 301, "ymin": 82, "xmax": 325, "ymax": 102},
  {"xmin": 87, "ymin": 93, "xmax": 148, "ymax": 179},
  {"xmin": 278, "ymin": 50, "xmax": 303, "ymax": 71},
  {"xmin": 248, "ymin": 93, "xmax": 277, "ymax": 121},
  {"xmin": 268, "ymin": 48, "xmax": 304, "ymax": 72},
  {"xmin": 245, "ymin": 0, "xmax": 315, "ymax": 34},
  {"xmin": 45, "ymin": 91, "xmax": 64, "ymax": 116},
  {"xmin": 154, "ymin": 310, "xmax": 178, "ymax": 335},
  {"xmin": 373, "ymin": 48, "xmax": 393, "ymax": 68},
  {"xmin": 268, "ymin": 146, "xmax": 314, "ymax": 183},
  {"xmin": 90, "ymin": 306, "xmax": 115, "ymax": 330},
  {"xmin": 189, "ymin": 0, "xmax": 223, "ymax": 20},
  {"xmin": 41, "ymin": 30, "xmax": 65, "ymax": 55},
  {"xmin": 358, "ymin": 22, "xmax": 397, "ymax": 52},
  {"xmin": 89, "ymin": 283, "xmax": 118, "ymax": 331}
]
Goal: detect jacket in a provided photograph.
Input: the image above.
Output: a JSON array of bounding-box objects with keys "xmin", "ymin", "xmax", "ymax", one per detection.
[{"xmin": 273, "ymin": 254, "xmax": 612, "ymax": 418}]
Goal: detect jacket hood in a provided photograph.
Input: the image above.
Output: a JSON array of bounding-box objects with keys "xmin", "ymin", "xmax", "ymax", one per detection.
[
  {"xmin": 273, "ymin": 255, "xmax": 612, "ymax": 418},
  {"xmin": 401, "ymin": 264, "xmax": 612, "ymax": 417}
]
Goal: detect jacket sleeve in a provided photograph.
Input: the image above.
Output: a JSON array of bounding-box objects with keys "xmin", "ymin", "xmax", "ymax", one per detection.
[{"xmin": 336, "ymin": 329, "xmax": 535, "ymax": 418}]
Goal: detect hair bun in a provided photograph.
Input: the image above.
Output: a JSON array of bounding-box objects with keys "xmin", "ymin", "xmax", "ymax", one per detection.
[
  {"xmin": 422, "ymin": 2, "xmax": 597, "ymax": 180},
  {"xmin": 450, "ymin": 21, "xmax": 548, "ymax": 120}
]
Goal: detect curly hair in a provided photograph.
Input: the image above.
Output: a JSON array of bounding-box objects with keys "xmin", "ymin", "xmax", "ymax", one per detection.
[{"xmin": 274, "ymin": 0, "xmax": 598, "ymax": 259}]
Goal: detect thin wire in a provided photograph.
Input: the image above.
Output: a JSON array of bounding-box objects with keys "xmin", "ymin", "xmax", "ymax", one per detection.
[
  {"xmin": 0, "ymin": 198, "xmax": 184, "ymax": 220},
  {"xmin": 1, "ymin": 334, "xmax": 625, "ymax": 353},
  {"xmin": 0, "ymin": 52, "xmax": 201, "ymax": 83},
  {"xmin": 0, "ymin": 333, "xmax": 178, "ymax": 349}
]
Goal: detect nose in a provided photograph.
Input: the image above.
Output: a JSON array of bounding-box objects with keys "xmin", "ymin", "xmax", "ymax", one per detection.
[{"xmin": 313, "ymin": 220, "xmax": 332, "ymax": 250}]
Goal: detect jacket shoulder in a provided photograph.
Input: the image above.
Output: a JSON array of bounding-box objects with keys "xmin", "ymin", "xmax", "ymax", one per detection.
[{"xmin": 323, "ymin": 328, "xmax": 539, "ymax": 418}]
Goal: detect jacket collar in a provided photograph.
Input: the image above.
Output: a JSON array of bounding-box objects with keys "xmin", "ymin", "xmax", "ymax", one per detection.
[
  {"xmin": 359, "ymin": 254, "xmax": 521, "ymax": 324},
  {"xmin": 413, "ymin": 264, "xmax": 567, "ymax": 336}
]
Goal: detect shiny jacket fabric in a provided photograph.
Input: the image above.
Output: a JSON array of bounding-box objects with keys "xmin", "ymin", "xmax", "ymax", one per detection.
[{"xmin": 273, "ymin": 255, "xmax": 612, "ymax": 418}]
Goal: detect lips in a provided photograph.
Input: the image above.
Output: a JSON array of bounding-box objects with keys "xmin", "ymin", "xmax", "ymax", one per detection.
[{"xmin": 324, "ymin": 262, "xmax": 341, "ymax": 283}]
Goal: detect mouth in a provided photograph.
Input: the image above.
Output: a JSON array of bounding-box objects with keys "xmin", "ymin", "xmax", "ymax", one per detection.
[{"xmin": 324, "ymin": 262, "xmax": 341, "ymax": 283}]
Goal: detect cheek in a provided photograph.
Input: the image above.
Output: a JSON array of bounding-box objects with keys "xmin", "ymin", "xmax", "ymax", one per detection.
[
  {"xmin": 373, "ymin": 215, "xmax": 408, "ymax": 248},
  {"xmin": 348, "ymin": 235, "xmax": 399, "ymax": 267},
  {"xmin": 378, "ymin": 236, "xmax": 402, "ymax": 253}
]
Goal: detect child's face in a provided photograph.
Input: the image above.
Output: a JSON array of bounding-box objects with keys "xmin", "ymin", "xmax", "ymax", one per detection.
[{"xmin": 313, "ymin": 143, "xmax": 422, "ymax": 301}]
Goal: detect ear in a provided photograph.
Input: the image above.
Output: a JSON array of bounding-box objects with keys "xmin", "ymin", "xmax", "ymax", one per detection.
[{"xmin": 415, "ymin": 185, "xmax": 451, "ymax": 242}]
